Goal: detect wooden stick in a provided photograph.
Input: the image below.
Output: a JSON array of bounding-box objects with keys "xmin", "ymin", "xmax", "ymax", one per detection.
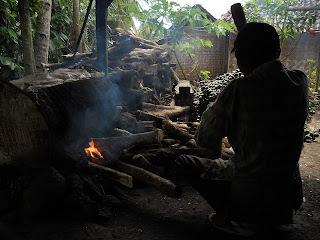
[
  {"xmin": 113, "ymin": 160, "xmax": 182, "ymax": 198},
  {"xmin": 92, "ymin": 129, "xmax": 164, "ymax": 154},
  {"xmin": 87, "ymin": 161, "xmax": 133, "ymax": 188}
]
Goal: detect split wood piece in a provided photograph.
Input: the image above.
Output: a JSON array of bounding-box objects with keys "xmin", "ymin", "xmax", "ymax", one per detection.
[
  {"xmin": 170, "ymin": 67, "xmax": 180, "ymax": 85},
  {"xmin": 62, "ymin": 52, "xmax": 96, "ymax": 60},
  {"xmin": 135, "ymin": 110, "xmax": 166, "ymax": 123},
  {"xmin": 141, "ymin": 102, "xmax": 190, "ymax": 120},
  {"xmin": 112, "ymin": 128, "xmax": 132, "ymax": 137},
  {"xmin": 92, "ymin": 129, "xmax": 164, "ymax": 154},
  {"xmin": 222, "ymin": 137, "xmax": 231, "ymax": 148},
  {"xmin": 162, "ymin": 138, "xmax": 180, "ymax": 147},
  {"xmin": 142, "ymin": 64, "xmax": 159, "ymax": 76},
  {"xmin": 113, "ymin": 160, "xmax": 182, "ymax": 198},
  {"xmin": 41, "ymin": 52, "xmax": 97, "ymax": 69},
  {"xmin": 136, "ymin": 121, "xmax": 156, "ymax": 133},
  {"xmin": 131, "ymin": 154, "xmax": 164, "ymax": 176},
  {"xmin": 163, "ymin": 120, "xmax": 194, "ymax": 143},
  {"xmin": 87, "ymin": 161, "xmax": 133, "ymax": 188},
  {"xmin": 142, "ymin": 75, "xmax": 162, "ymax": 90},
  {"xmin": 221, "ymin": 146, "xmax": 235, "ymax": 160},
  {"xmin": 135, "ymin": 110, "xmax": 164, "ymax": 130},
  {"xmin": 123, "ymin": 48, "xmax": 157, "ymax": 64},
  {"xmin": 170, "ymin": 122, "xmax": 190, "ymax": 131},
  {"xmin": 113, "ymin": 28, "xmax": 163, "ymax": 49},
  {"xmin": 121, "ymin": 88, "xmax": 154, "ymax": 111},
  {"xmin": 108, "ymin": 68, "xmax": 137, "ymax": 86},
  {"xmin": 117, "ymin": 112, "xmax": 138, "ymax": 133},
  {"xmin": 108, "ymin": 38, "xmax": 139, "ymax": 62}
]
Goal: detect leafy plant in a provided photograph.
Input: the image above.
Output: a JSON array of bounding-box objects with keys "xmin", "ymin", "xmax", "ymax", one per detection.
[
  {"xmin": 244, "ymin": 0, "xmax": 319, "ymax": 45},
  {"xmin": 200, "ymin": 70, "xmax": 211, "ymax": 81},
  {"xmin": 49, "ymin": 0, "xmax": 72, "ymax": 62},
  {"xmin": 123, "ymin": 0, "xmax": 233, "ymax": 80},
  {"xmin": 0, "ymin": 0, "xmax": 24, "ymax": 80},
  {"xmin": 305, "ymin": 58, "xmax": 317, "ymax": 92}
]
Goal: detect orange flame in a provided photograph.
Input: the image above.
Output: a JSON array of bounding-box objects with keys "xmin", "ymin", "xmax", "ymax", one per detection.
[{"xmin": 84, "ymin": 140, "xmax": 104, "ymax": 159}]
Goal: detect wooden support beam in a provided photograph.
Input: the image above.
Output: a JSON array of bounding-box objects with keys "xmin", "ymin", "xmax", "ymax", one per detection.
[
  {"xmin": 96, "ymin": 0, "xmax": 113, "ymax": 73},
  {"xmin": 287, "ymin": 6, "xmax": 320, "ymax": 11}
]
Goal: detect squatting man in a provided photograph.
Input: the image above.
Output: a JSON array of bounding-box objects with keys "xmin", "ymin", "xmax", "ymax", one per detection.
[{"xmin": 171, "ymin": 22, "xmax": 309, "ymax": 238}]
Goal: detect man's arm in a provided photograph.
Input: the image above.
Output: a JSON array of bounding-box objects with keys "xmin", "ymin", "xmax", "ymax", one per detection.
[{"xmin": 195, "ymin": 81, "xmax": 236, "ymax": 153}]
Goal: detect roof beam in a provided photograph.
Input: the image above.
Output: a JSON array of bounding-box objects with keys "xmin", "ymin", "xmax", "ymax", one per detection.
[{"xmin": 287, "ymin": 6, "xmax": 320, "ymax": 11}]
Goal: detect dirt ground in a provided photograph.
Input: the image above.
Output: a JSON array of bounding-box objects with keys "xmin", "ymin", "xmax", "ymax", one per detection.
[{"xmin": 1, "ymin": 111, "xmax": 319, "ymax": 240}]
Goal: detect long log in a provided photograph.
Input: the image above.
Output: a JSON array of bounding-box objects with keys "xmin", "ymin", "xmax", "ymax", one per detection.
[
  {"xmin": 113, "ymin": 28, "xmax": 162, "ymax": 48},
  {"xmin": 88, "ymin": 161, "xmax": 133, "ymax": 188},
  {"xmin": 112, "ymin": 160, "xmax": 181, "ymax": 198},
  {"xmin": 131, "ymin": 154, "xmax": 164, "ymax": 176},
  {"xmin": 92, "ymin": 129, "xmax": 164, "ymax": 154}
]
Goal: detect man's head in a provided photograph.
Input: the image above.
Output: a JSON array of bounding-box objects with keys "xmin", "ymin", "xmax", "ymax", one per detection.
[{"xmin": 232, "ymin": 22, "xmax": 281, "ymax": 75}]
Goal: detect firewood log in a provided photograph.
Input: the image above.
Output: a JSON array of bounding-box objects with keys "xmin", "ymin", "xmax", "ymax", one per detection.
[
  {"xmin": 116, "ymin": 112, "xmax": 138, "ymax": 133},
  {"xmin": 142, "ymin": 64, "xmax": 160, "ymax": 76},
  {"xmin": 162, "ymin": 138, "xmax": 180, "ymax": 146},
  {"xmin": 136, "ymin": 121, "xmax": 156, "ymax": 133},
  {"xmin": 113, "ymin": 28, "xmax": 162, "ymax": 48},
  {"xmin": 163, "ymin": 120, "xmax": 194, "ymax": 143},
  {"xmin": 170, "ymin": 67, "xmax": 180, "ymax": 85},
  {"xmin": 131, "ymin": 154, "xmax": 164, "ymax": 176},
  {"xmin": 87, "ymin": 161, "xmax": 133, "ymax": 188},
  {"xmin": 112, "ymin": 160, "xmax": 181, "ymax": 198},
  {"xmin": 141, "ymin": 103, "xmax": 190, "ymax": 120},
  {"xmin": 123, "ymin": 48, "xmax": 157, "ymax": 64},
  {"xmin": 112, "ymin": 128, "xmax": 132, "ymax": 137},
  {"xmin": 121, "ymin": 88, "xmax": 154, "ymax": 111},
  {"xmin": 142, "ymin": 75, "xmax": 163, "ymax": 90},
  {"xmin": 108, "ymin": 38, "xmax": 139, "ymax": 61},
  {"xmin": 92, "ymin": 129, "xmax": 164, "ymax": 154}
]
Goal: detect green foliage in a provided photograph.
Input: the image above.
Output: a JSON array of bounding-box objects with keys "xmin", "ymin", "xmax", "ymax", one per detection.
[
  {"xmin": 124, "ymin": 0, "xmax": 233, "ymax": 41},
  {"xmin": 0, "ymin": 0, "xmax": 24, "ymax": 80},
  {"xmin": 108, "ymin": 0, "xmax": 139, "ymax": 32},
  {"xmin": 305, "ymin": 59, "xmax": 317, "ymax": 92},
  {"xmin": 200, "ymin": 70, "xmax": 210, "ymax": 81},
  {"xmin": 244, "ymin": 0, "xmax": 319, "ymax": 45},
  {"xmin": 124, "ymin": 0, "xmax": 233, "ymax": 79},
  {"xmin": 49, "ymin": 0, "xmax": 72, "ymax": 61},
  {"xmin": 175, "ymin": 42, "xmax": 195, "ymax": 58}
]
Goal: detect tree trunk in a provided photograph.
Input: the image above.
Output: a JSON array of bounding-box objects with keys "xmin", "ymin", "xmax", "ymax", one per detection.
[
  {"xmin": 18, "ymin": 0, "xmax": 36, "ymax": 75},
  {"xmin": 73, "ymin": 0, "xmax": 82, "ymax": 53},
  {"xmin": 34, "ymin": 0, "xmax": 52, "ymax": 71},
  {"xmin": 1, "ymin": 75, "xmax": 117, "ymax": 168}
]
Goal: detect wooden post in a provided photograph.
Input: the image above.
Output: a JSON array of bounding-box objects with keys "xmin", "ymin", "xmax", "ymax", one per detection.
[
  {"xmin": 96, "ymin": 0, "xmax": 113, "ymax": 74},
  {"xmin": 316, "ymin": 43, "xmax": 320, "ymax": 92}
]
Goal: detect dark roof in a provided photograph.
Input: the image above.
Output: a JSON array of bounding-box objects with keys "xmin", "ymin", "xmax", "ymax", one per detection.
[{"xmin": 192, "ymin": 4, "xmax": 217, "ymax": 22}]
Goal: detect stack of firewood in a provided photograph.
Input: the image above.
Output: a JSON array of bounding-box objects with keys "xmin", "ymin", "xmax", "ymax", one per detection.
[
  {"xmin": 107, "ymin": 28, "xmax": 178, "ymax": 109},
  {"xmin": 85, "ymin": 102, "xmax": 235, "ymax": 199},
  {"xmin": 41, "ymin": 28, "xmax": 179, "ymax": 109}
]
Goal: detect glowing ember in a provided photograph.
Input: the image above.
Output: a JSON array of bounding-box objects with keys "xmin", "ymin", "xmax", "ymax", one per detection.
[{"xmin": 84, "ymin": 140, "xmax": 104, "ymax": 159}]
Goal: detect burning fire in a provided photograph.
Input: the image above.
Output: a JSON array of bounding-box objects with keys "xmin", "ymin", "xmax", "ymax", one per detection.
[{"xmin": 85, "ymin": 140, "xmax": 104, "ymax": 159}]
